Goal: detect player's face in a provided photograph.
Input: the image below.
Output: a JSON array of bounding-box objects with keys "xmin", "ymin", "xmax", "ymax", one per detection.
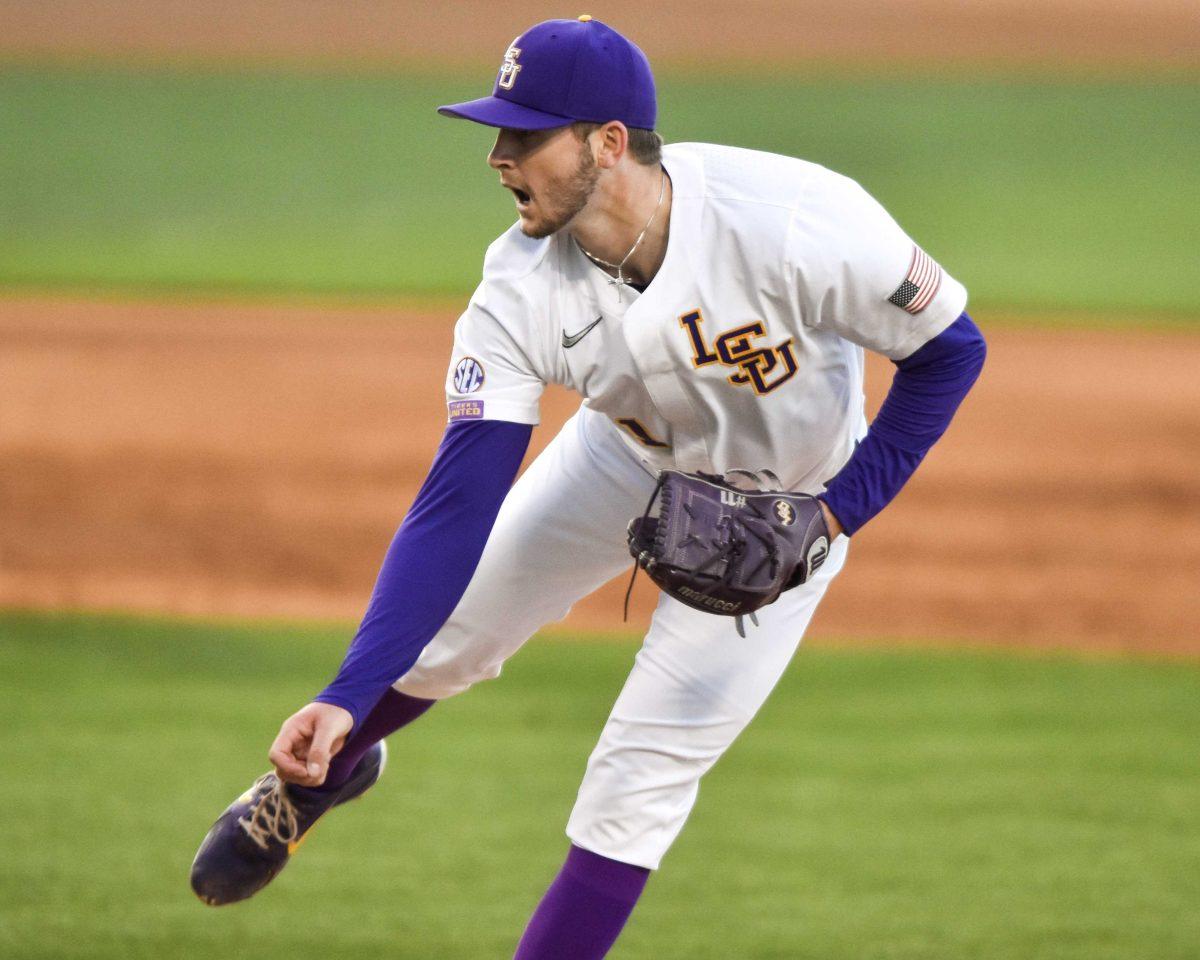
[{"xmin": 488, "ymin": 126, "xmax": 600, "ymax": 239}]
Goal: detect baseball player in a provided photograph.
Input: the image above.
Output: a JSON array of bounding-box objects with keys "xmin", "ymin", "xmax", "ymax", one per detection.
[{"xmin": 191, "ymin": 16, "xmax": 986, "ymax": 959}]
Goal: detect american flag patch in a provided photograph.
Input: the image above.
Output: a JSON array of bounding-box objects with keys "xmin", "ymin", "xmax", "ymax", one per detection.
[{"xmin": 887, "ymin": 245, "xmax": 943, "ymax": 314}]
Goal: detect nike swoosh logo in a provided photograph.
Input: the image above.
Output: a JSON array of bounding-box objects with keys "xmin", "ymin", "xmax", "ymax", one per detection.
[{"xmin": 562, "ymin": 316, "xmax": 603, "ymax": 349}]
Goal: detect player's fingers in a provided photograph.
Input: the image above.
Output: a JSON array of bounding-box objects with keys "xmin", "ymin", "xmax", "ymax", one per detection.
[
  {"xmin": 268, "ymin": 720, "xmax": 313, "ymax": 782},
  {"xmin": 303, "ymin": 720, "xmax": 342, "ymax": 786},
  {"xmin": 268, "ymin": 745, "xmax": 309, "ymax": 781},
  {"xmin": 268, "ymin": 745, "xmax": 310, "ymax": 781}
]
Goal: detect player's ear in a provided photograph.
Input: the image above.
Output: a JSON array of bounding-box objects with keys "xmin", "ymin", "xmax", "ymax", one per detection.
[{"xmin": 595, "ymin": 121, "xmax": 628, "ymax": 170}]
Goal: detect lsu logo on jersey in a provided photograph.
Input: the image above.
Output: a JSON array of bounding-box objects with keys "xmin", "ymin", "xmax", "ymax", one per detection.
[
  {"xmin": 497, "ymin": 44, "xmax": 523, "ymax": 90},
  {"xmin": 678, "ymin": 309, "xmax": 798, "ymax": 395},
  {"xmin": 453, "ymin": 356, "xmax": 485, "ymax": 394}
]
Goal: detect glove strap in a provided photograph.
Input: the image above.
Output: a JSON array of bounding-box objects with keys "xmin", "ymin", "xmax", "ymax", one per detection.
[
  {"xmin": 733, "ymin": 611, "xmax": 760, "ymax": 638},
  {"xmin": 623, "ymin": 473, "xmax": 669, "ymax": 622},
  {"xmin": 622, "ymin": 563, "xmax": 639, "ymax": 624}
]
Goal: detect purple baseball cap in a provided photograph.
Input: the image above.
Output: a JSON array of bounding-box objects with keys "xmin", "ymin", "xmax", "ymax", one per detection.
[{"xmin": 437, "ymin": 16, "xmax": 656, "ymax": 131}]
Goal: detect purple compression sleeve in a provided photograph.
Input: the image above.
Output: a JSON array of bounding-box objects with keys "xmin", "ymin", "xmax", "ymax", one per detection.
[
  {"xmin": 820, "ymin": 312, "xmax": 986, "ymax": 536},
  {"xmin": 514, "ymin": 845, "xmax": 650, "ymax": 960},
  {"xmin": 315, "ymin": 419, "xmax": 532, "ymax": 729},
  {"xmin": 319, "ymin": 689, "xmax": 436, "ymax": 790}
]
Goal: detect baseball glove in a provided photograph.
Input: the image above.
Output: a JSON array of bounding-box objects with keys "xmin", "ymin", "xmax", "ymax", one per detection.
[{"xmin": 626, "ymin": 469, "xmax": 831, "ymax": 634}]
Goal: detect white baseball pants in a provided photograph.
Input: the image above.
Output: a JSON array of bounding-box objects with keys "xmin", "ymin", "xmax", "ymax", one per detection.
[{"xmin": 394, "ymin": 406, "xmax": 847, "ymax": 869}]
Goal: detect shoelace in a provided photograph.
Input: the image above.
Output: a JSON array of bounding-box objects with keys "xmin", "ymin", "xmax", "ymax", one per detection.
[{"xmin": 238, "ymin": 774, "xmax": 301, "ymax": 851}]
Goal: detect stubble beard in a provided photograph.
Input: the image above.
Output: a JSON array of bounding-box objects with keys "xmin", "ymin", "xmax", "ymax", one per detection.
[{"xmin": 520, "ymin": 142, "xmax": 600, "ymax": 240}]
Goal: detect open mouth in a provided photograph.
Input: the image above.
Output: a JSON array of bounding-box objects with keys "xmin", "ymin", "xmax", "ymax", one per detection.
[{"xmin": 509, "ymin": 186, "xmax": 531, "ymax": 207}]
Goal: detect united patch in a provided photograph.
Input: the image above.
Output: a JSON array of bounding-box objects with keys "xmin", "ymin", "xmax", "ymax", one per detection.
[
  {"xmin": 448, "ymin": 400, "xmax": 484, "ymax": 421},
  {"xmin": 888, "ymin": 245, "xmax": 943, "ymax": 315}
]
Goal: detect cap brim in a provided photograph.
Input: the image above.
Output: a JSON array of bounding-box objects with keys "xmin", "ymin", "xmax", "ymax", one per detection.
[{"xmin": 437, "ymin": 95, "xmax": 573, "ymax": 130}]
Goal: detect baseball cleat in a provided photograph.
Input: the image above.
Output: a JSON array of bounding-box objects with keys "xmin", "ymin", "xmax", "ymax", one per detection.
[{"xmin": 190, "ymin": 741, "xmax": 387, "ymax": 906}]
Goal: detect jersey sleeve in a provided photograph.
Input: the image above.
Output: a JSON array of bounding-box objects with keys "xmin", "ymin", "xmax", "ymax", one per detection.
[
  {"xmin": 445, "ymin": 281, "xmax": 545, "ymax": 426},
  {"xmin": 789, "ymin": 172, "xmax": 969, "ymax": 360},
  {"xmin": 315, "ymin": 419, "xmax": 533, "ymax": 729}
]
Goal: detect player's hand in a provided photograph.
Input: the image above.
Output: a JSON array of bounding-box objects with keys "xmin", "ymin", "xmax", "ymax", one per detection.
[{"xmin": 267, "ymin": 701, "xmax": 354, "ymax": 787}]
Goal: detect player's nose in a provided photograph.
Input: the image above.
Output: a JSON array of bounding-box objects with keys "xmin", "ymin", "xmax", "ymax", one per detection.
[{"xmin": 487, "ymin": 130, "xmax": 516, "ymax": 169}]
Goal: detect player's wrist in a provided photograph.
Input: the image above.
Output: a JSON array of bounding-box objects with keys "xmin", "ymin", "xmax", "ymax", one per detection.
[{"xmin": 817, "ymin": 498, "xmax": 844, "ymax": 539}]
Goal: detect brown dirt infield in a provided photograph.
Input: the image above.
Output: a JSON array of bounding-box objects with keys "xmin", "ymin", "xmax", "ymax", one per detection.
[
  {"xmin": 2, "ymin": 298, "xmax": 1197, "ymax": 655},
  {"xmin": 2, "ymin": 0, "xmax": 1197, "ymax": 70}
]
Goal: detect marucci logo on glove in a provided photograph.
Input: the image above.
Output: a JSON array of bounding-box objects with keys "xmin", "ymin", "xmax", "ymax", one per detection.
[
  {"xmin": 676, "ymin": 586, "xmax": 742, "ymax": 613},
  {"xmin": 805, "ymin": 536, "xmax": 829, "ymax": 580}
]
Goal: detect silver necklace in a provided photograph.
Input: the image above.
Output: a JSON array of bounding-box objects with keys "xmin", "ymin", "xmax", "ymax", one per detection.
[{"xmin": 577, "ymin": 170, "xmax": 667, "ymax": 301}]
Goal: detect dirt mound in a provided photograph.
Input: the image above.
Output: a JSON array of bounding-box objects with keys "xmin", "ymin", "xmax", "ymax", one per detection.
[{"xmin": 2, "ymin": 298, "xmax": 1197, "ymax": 654}]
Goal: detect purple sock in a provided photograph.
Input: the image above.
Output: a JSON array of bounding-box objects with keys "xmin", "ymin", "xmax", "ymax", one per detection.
[
  {"xmin": 513, "ymin": 845, "xmax": 650, "ymax": 960},
  {"xmin": 318, "ymin": 688, "xmax": 435, "ymax": 790}
]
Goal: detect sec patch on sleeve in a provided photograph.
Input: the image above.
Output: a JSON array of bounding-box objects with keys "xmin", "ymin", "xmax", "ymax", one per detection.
[
  {"xmin": 453, "ymin": 357, "xmax": 486, "ymax": 394},
  {"xmin": 888, "ymin": 245, "xmax": 943, "ymax": 315}
]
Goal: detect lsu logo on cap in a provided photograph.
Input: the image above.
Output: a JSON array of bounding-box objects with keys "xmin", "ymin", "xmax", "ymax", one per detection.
[
  {"xmin": 453, "ymin": 356, "xmax": 485, "ymax": 394},
  {"xmin": 497, "ymin": 44, "xmax": 523, "ymax": 90}
]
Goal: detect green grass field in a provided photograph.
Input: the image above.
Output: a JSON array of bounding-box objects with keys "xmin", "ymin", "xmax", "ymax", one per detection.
[
  {"xmin": 3, "ymin": 46, "xmax": 1197, "ymax": 960},
  {"xmin": 1, "ymin": 610, "xmax": 1196, "ymax": 960},
  {"xmin": 2, "ymin": 65, "xmax": 1198, "ymax": 316}
]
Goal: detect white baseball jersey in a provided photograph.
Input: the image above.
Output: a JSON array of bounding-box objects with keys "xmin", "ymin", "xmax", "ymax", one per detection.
[{"xmin": 445, "ymin": 142, "xmax": 968, "ymax": 491}]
